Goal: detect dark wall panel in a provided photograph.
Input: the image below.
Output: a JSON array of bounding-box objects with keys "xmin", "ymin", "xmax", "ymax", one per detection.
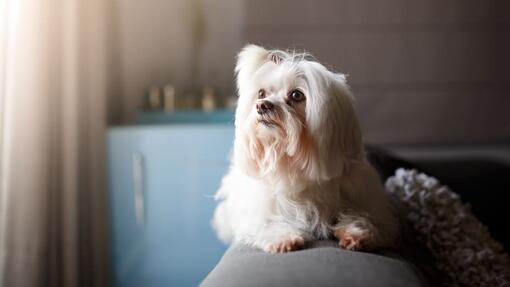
[{"xmin": 243, "ymin": 0, "xmax": 510, "ymax": 144}]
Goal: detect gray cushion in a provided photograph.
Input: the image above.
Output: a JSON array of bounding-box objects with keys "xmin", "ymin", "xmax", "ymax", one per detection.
[{"xmin": 201, "ymin": 240, "xmax": 428, "ymax": 287}]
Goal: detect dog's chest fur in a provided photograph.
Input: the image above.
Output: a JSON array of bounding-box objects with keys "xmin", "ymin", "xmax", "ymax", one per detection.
[{"xmin": 265, "ymin": 180, "xmax": 345, "ymax": 239}]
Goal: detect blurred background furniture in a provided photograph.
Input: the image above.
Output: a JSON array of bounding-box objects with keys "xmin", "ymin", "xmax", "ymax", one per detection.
[{"xmin": 107, "ymin": 112, "xmax": 234, "ymax": 287}]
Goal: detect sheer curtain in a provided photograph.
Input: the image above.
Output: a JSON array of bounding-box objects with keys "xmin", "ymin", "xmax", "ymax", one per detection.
[{"xmin": 0, "ymin": 0, "xmax": 110, "ymax": 286}]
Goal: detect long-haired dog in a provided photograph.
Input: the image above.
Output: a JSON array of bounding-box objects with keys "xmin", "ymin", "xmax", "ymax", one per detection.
[{"xmin": 213, "ymin": 45, "xmax": 398, "ymax": 253}]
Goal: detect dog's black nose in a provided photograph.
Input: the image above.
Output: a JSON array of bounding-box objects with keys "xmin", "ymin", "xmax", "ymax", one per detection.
[{"xmin": 256, "ymin": 100, "xmax": 274, "ymax": 115}]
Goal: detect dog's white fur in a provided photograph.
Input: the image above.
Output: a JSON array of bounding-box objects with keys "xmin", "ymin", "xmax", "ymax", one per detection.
[{"xmin": 213, "ymin": 45, "xmax": 398, "ymax": 253}]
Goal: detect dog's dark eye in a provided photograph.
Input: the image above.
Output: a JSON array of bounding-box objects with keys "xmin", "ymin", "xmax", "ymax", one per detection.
[
  {"xmin": 289, "ymin": 90, "xmax": 305, "ymax": 102},
  {"xmin": 258, "ymin": 89, "xmax": 266, "ymax": 99}
]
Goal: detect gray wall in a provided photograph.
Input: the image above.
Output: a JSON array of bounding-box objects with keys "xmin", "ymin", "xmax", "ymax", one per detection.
[
  {"xmin": 109, "ymin": 0, "xmax": 510, "ymax": 145},
  {"xmin": 244, "ymin": 0, "xmax": 510, "ymax": 145}
]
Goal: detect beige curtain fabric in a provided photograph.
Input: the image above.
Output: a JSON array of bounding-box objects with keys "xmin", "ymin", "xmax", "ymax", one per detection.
[{"xmin": 0, "ymin": 0, "xmax": 110, "ymax": 286}]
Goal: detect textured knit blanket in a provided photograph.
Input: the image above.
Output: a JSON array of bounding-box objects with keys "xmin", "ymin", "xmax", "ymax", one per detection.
[{"xmin": 385, "ymin": 168, "xmax": 510, "ymax": 287}]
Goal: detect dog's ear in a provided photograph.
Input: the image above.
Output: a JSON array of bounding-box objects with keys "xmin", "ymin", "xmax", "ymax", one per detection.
[
  {"xmin": 321, "ymin": 73, "xmax": 363, "ymax": 179},
  {"xmin": 235, "ymin": 45, "xmax": 270, "ymax": 91},
  {"xmin": 303, "ymin": 63, "xmax": 363, "ymax": 180}
]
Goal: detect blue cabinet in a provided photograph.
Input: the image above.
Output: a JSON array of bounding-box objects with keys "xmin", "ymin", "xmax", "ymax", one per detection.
[{"xmin": 107, "ymin": 124, "xmax": 234, "ymax": 287}]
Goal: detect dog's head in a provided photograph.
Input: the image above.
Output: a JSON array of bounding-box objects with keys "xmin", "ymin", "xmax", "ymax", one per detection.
[{"xmin": 233, "ymin": 45, "xmax": 362, "ymax": 184}]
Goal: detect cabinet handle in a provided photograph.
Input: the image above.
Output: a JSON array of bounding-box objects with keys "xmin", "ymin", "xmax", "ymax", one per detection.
[{"xmin": 132, "ymin": 152, "xmax": 145, "ymax": 225}]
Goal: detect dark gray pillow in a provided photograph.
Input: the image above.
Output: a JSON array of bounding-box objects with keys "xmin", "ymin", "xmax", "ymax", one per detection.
[{"xmin": 201, "ymin": 240, "xmax": 428, "ymax": 287}]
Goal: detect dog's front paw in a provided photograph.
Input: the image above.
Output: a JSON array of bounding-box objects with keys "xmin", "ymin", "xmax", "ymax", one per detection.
[
  {"xmin": 264, "ymin": 235, "xmax": 305, "ymax": 254},
  {"xmin": 335, "ymin": 226, "xmax": 373, "ymax": 251}
]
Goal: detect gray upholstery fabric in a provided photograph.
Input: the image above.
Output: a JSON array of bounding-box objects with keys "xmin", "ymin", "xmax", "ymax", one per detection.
[{"xmin": 201, "ymin": 240, "xmax": 428, "ymax": 287}]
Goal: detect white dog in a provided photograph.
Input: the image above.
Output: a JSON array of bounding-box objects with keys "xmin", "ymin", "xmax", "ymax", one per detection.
[{"xmin": 213, "ymin": 45, "xmax": 398, "ymax": 253}]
